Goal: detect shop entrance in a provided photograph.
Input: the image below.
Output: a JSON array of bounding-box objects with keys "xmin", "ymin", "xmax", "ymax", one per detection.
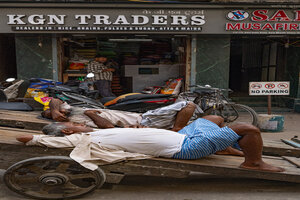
[
  {"xmin": 229, "ymin": 36, "xmax": 287, "ymax": 97},
  {"xmin": 61, "ymin": 34, "xmax": 187, "ymax": 97}
]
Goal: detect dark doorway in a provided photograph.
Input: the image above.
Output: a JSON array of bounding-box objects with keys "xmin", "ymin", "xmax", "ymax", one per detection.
[
  {"xmin": 229, "ymin": 36, "xmax": 287, "ymax": 96},
  {"xmin": 0, "ymin": 35, "xmax": 17, "ymax": 81}
]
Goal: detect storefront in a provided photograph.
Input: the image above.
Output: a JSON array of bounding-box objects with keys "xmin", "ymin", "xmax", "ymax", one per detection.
[
  {"xmin": 0, "ymin": 2, "xmax": 300, "ymax": 111},
  {"xmin": 0, "ymin": 5, "xmax": 198, "ymax": 96}
]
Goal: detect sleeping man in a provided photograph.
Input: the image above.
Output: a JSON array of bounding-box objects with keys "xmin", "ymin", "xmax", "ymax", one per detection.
[
  {"xmin": 17, "ymin": 115, "xmax": 284, "ymax": 173},
  {"xmin": 41, "ymin": 98, "xmax": 198, "ymax": 132}
]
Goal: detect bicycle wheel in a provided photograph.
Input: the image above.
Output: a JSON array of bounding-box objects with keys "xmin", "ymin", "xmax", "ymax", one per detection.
[{"xmin": 219, "ymin": 103, "xmax": 258, "ymax": 126}]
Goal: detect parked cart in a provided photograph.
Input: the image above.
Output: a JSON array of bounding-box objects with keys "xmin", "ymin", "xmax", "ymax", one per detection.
[{"xmin": 1, "ymin": 126, "xmax": 300, "ymax": 200}]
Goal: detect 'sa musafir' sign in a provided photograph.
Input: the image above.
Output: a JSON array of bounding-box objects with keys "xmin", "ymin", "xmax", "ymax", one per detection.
[{"xmin": 249, "ymin": 81, "xmax": 290, "ymax": 96}]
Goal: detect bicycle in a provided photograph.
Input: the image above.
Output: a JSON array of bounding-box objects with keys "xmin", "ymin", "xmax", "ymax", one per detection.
[{"xmin": 178, "ymin": 85, "xmax": 258, "ymax": 126}]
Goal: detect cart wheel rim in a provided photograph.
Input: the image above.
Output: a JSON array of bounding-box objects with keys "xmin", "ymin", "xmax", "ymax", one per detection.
[{"xmin": 3, "ymin": 156, "xmax": 106, "ymax": 200}]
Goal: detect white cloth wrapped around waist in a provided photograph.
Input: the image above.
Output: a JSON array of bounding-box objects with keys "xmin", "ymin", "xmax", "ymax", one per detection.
[{"xmin": 26, "ymin": 128, "xmax": 185, "ymax": 170}]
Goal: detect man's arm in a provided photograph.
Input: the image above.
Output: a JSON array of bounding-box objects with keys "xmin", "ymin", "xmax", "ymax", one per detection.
[
  {"xmin": 84, "ymin": 110, "xmax": 114, "ymax": 129},
  {"xmin": 49, "ymin": 98, "xmax": 67, "ymax": 122},
  {"xmin": 17, "ymin": 135, "xmax": 34, "ymax": 143},
  {"xmin": 16, "ymin": 134, "xmax": 80, "ymax": 148}
]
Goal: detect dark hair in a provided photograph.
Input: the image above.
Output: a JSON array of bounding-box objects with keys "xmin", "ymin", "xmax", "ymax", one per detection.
[
  {"xmin": 41, "ymin": 110, "xmax": 46, "ymax": 118},
  {"xmin": 41, "ymin": 109, "xmax": 50, "ymax": 119},
  {"xmin": 42, "ymin": 123, "xmax": 66, "ymax": 137}
]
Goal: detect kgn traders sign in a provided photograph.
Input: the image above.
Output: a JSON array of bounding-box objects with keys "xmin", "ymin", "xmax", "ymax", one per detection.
[
  {"xmin": 2, "ymin": 7, "xmax": 300, "ymax": 33},
  {"xmin": 5, "ymin": 9, "xmax": 205, "ymax": 33},
  {"xmin": 249, "ymin": 82, "xmax": 290, "ymax": 96}
]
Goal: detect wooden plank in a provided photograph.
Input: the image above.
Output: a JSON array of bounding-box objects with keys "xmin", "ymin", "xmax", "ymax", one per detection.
[
  {"xmin": 105, "ymin": 173, "xmax": 125, "ymax": 184},
  {"xmin": 0, "ymin": 110, "xmax": 41, "ymax": 117},
  {"xmin": 124, "ymin": 156, "xmax": 300, "ymax": 183},
  {"xmin": 282, "ymin": 156, "xmax": 300, "ymax": 168},
  {"xmin": 101, "ymin": 163, "xmax": 190, "ymax": 178},
  {"xmin": 263, "ymin": 140, "xmax": 300, "ymax": 157},
  {"xmin": 0, "ymin": 127, "xmax": 42, "ymax": 134},
  {"xmin": 0, "ymin": 127, "xmax": 42, "ymax": 144},
  {"xmin": 0, "ymin": 110, "xmax": 50, "ymax": 130}
]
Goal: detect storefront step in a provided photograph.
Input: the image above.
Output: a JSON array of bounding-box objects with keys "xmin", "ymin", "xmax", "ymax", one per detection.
[
  {"xmin": 230, "ymin": 96, "xmax": 279, "ymax": 102},
  {"xmin": 295, "ymin": 104, "xmax": 300, "ymax": 113},
  {"xmin": 235, "ymin": 102, "xmax": 282, "ymax": 107}
]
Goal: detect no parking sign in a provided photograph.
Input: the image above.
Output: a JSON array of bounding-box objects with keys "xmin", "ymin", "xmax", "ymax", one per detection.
[{"xmin": 249, "ymin": 82, "xmax": 290, "ymax": 96}]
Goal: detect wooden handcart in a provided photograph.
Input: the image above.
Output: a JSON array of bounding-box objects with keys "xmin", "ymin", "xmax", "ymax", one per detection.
[{"xmin": 1, "ymin": 111, "xmax": 300, "ymax": 199}]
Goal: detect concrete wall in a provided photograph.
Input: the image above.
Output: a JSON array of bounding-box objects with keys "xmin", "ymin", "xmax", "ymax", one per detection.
[
  {"xmin": 195, "ymin": 36, "xmax": 231, "ymax": 89},
  {"xmin": 124, "ymin": 64, "xmax": 180, "ymax": 92},
  {"xmin": 280, "ymin": 44, "xmax": 300, "ymax": 112},
  {"xmin": 15, "ymin": 35, "xmax": 53, "ymax": 80}
]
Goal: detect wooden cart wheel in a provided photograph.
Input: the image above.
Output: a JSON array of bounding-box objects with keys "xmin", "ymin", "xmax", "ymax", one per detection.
[{"xmin": 3, "ymin": 156, "xmax": 106, "ymax": 200}]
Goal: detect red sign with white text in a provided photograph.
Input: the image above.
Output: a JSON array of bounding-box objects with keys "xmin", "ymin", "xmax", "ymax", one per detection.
[{"xmin": 226, "ymin": 9, "xmax": 300, "ymax": 32}]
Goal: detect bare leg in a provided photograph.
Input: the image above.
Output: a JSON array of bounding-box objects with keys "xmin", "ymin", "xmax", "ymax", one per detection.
[
  {"xmin": 203, "ymin": 115, "xmax": 244, "ymax": 156},
  {"xmin": 202, "ymin": 115, "xmax": 225, "ymax": 127},
  {"xmin": 215, "ymin": 146, "xmax": 244, "ymax": 156},
  {"xmin": 229, "ymin": 124, "xmax": 284, "ymax": 172},
  {"xmin": 171, "ymin": 102, "xmax": 196, "ymax": 132}
]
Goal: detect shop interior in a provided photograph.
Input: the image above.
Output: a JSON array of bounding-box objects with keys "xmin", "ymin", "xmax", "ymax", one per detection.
[{"xmin": 61, "ymin": 34, "xmax": 187, "ymax": 96}]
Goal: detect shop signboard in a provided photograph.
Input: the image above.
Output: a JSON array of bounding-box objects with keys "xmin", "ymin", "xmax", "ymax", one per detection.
[
  {"xmin": 0, "ymin": 6, "xmax": 300, "ymax": 34},
  {"xmin": 225, "ymin": 9, "xmax": 300, "ymax": 35},
  {"xmin": 0, "ymin": 8, "xmax": 207, "ymax": 33},
  {"xmin": 249, "ymin": 81, "xmax": 290, "ymax": 96}
]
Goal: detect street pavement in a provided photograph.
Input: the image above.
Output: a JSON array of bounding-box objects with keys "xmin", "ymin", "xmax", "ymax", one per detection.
[{"xmin": 1, "ymin": 112, "xmax": 300, "ymax": 200}]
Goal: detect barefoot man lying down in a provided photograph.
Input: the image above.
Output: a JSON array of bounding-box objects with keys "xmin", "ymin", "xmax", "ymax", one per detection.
[{"xmin": 17, "ymin": 117, "xmax": 284, "ymax": 172}]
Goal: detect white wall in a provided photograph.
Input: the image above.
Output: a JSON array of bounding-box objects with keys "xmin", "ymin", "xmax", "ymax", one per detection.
[{"xmin": 124, "ymin": 64, "xmax": 180, "ymax": 92}]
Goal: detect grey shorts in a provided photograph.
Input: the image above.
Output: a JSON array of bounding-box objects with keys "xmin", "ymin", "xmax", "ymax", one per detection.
[{"xmin": 140, "ymin": 101, "xmax": 191, "ymax": 129}]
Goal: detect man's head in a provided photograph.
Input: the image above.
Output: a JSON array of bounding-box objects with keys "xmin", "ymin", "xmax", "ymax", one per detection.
[
  {"xmin": 41, "ymin": 109, "xmax": 52, "ymax": 119},
  {"xmin": 94, "ymin": 53, "xmax": 107, "ymax": 63},
  {"xmin": 42, "ymin": 122, "xmax": 93, "ymax": 136},
  {"xmin": 41, "ymin": 108, "xmax": 70, "ymax": 121}
]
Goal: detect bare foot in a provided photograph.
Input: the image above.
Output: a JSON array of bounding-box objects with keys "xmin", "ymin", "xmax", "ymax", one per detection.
[
  {"xmin": 216, "ymin": 147, "xmax": 244, "ymax": 157},
  {"xmin": 240, "ymin": 160, "xmax": 285, "ymax": 172}
]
